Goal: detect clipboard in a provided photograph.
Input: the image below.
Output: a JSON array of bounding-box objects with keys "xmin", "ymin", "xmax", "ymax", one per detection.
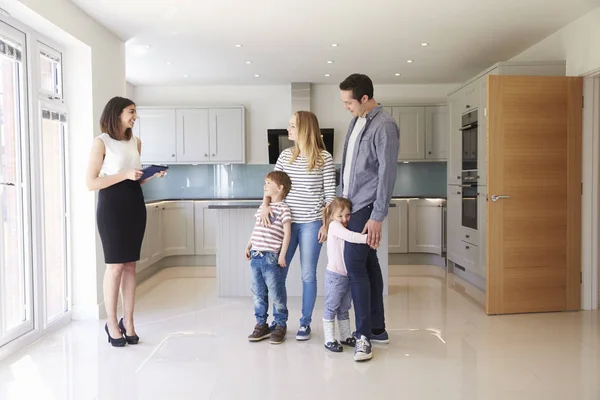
[{"xmin": 140, "ymin": 164, "xmax": 168, "ymax": 180}]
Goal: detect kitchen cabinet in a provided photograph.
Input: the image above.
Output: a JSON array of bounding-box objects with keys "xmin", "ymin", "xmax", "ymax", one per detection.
[
  {"xmin": 388, "ymin": 199, "xmax": 408, "ymax": 253},
  {"xmin": 194, "ymin": 202, "xmax": 219, "ymax": 255},
  {"xmin": 425, "ymin": 105, "xmax": 448, "ymax": 160},
  {"xmin": 408, "ymin": 199, "xmax": 445, "ymax": 255},
  {"xmin": 388, "ymin": 105, "xmax": 448, "ymax": 162},
  {"xmin": 137, "ymin": 203, "xmax": 163, "ymax": 273},
  {"xmin": 134, "ymin": 109, "xmax": 177, "ymax": 164},
  {"xmin": 135, "ymin": 106, "xmax": 245, "ymax": 164},
  {"xmin": 160, "ymin": 202, "xmax": 195, "ymax": 256},
  {"xmin": 176, "ymin": 108, "xmax": 210, "ymax": 162},
  {"xmin": 446, "ymin": 187, "xmax": 463, "ymax": 265},
  {"xmin": 447, "ymin": 93, "xmax": 463, "ymax": 185},
  {"xmin": 209, "ymin": 108, "xmax": 245, "ymax": 163},
  {"xmin": 392, "ymin": 106, "xmax": 426, "ymax": 160},
  {"xmin": 463, "ymin": 80, "xmax": 480, "ymax": 113}
]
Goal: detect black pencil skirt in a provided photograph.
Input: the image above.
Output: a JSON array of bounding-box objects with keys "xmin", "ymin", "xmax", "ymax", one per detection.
[{"xmin": 97, "ymin": 179, "xmax": 147, "ymax": 264}]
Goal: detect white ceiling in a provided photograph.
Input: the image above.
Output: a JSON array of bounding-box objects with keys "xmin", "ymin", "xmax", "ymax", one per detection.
[{"xmin": 70, "ymin": 0, "xmax": 600, "ymax": 86}]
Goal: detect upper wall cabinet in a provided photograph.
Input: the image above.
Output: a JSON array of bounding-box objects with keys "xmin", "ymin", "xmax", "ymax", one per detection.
[
  {"xmin": 133, "ymin": 109, "xmax": 178, "ymax": 163},
  {"xmin": 134, "ymin": 106, "xmax": 245, "ymax": 165},
  {"xmin": 386, "ymin": 105, "xmax": 448, "ymax": 162}
]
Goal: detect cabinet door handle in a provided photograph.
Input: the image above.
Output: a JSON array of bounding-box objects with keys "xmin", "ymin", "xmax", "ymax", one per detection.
[
  {"xmin": 0, "ymin": 182, "xmax": 15, "ymax": 186},
  {"xmin": 428, "ymin": 151, "xmax": 432, "ymax": 155},
  {"xmin": 212, "ymin": 154, "xmax": 215, "ymax": 157},
  {"xmin": 465, "ymin": 245, "xmax": 470, "ymax": 249},
  {"xmin": 457, "ymin": 191, "xmax": 461, "ymax": 195},
  {"xmin": 172, "ymin": 154, "xmax": 175, "ymax": 158},
  {"xmin": 205, "ymin": 154, "xmax": 208, "ymax": 157},
  {"xmin": 466, "ymin": 235, "xmax": 470, "ymax": 238}
]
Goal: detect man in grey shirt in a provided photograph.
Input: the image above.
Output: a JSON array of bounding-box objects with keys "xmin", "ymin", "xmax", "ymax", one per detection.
[{"xmin": 339, "ymin": 73, "xmax": 399, "ymax": 361}]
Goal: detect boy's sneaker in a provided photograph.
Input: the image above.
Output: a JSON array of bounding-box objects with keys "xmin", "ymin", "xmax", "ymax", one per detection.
[
  {"xmin": 269, "ymin": 325, "xmax": 287, "ymax": 345},
  {"xmin": 354, "ymin": 335, "xmax": 373, "ymax": 362},
  {"xmin": 296, "ymin": 325, "xmax": 311, "ymax": 341},
  {"xmin": 248, "ymin": 323, "xmax": 271, "ymax": 342}
]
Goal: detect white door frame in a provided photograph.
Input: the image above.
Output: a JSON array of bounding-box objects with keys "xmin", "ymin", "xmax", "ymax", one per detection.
[{"xmin": 582, "ymin": 70, "xmax": 600, "ymax": 310}]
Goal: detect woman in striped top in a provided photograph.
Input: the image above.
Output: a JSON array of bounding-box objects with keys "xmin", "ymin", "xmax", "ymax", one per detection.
[{"xmin": 260, "ymin": 111, "xmax": 336, "ymax": 340}]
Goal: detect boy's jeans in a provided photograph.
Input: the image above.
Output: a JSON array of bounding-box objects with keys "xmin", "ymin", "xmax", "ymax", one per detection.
[{"xmin": 250, "ymin": 250, "xmax": 288, "ymax": 327}]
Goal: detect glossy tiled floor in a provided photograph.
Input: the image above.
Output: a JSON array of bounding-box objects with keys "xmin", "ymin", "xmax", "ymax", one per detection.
[{"xmin": 0, "ymin": 265, "xmax": 599, "ymax": 400}]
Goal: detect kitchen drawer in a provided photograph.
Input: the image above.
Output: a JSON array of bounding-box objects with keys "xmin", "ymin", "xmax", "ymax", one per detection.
[
  {"xmin": 461, "ymin": 226, "xmax": 479, "ymax": 246},
  {"xmin": 460, "ymin": 240, "xmax": 478, "ymax": 274}
]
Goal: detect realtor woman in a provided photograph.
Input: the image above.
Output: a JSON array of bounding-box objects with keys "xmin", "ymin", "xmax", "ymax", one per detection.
[{"xmin": 86, "ymin": 96, "xmax": 165, "ymax": 347}]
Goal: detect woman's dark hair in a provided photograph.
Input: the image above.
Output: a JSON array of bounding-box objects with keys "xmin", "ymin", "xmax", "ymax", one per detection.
[
  {"xmin": 100, "ymin": 96, "xmax": 135, "ymax": 140},
  {"xmin": 339, "ymin": 73, "xmax": 374, "ymax": 102}
]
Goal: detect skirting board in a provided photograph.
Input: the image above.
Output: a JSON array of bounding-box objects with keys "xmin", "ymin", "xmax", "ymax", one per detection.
[
  {"xmin": 96, "ymin": 266, "xmax": 216, "ymax": 320},
  {"xmin": 389, "ymin": 253, "xmax": 446, "ymax": 268}
]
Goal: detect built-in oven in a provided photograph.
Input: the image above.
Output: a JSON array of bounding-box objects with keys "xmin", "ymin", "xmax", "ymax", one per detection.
[
  {"xmin": 267, "ymin": 128, "xmax": 334, "ymax": 164},
  {"xmin": 461, "ymin": 171, "xmax": 478, "ymax": 230},
  {"xmin": 461, "ymin": 109, "xmax": 478, "ymax": 171}
]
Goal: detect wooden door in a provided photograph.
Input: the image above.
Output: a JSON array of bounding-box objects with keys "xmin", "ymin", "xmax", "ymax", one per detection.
[{"xmin": 486, "ymin": 75, "xmax": 582, "ymax": 315}]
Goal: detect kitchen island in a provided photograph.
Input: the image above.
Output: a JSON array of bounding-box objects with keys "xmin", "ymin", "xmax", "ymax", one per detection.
[{"xmin": 209, "ymin": 203, "xmax": 390, "ymax": 297}]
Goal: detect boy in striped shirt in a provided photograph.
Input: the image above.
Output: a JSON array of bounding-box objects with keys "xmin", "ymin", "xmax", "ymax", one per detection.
[{"xmin": 245, "ymin": 171, "xmax": 292, "ymax": 344}]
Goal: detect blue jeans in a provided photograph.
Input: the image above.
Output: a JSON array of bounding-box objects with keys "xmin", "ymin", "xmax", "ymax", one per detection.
[
  {"xmin": 250, "ymin": 251, "xmax": 288, "ymax": 327},
  {"xmin": 323, "ymin": 269, "xmax": 352, "ymax": 321},
  {"xmin": 281, "ymin": 220, "xmax": 323, "ymax": 327}
]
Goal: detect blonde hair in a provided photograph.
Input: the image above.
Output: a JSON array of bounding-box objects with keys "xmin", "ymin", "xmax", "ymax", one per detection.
[
  {"xmin": 322, "ymin": 197, "xmax": 353, "ymax": 233},
  {"xmin": 289, "ymin": 111, "xmax": 326, "ymax": 171}
]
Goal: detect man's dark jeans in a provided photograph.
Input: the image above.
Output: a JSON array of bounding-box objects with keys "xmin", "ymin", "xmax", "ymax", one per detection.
[{"xmin": 343, "ymin": 204, "xmax": 386, "ymax": 338}]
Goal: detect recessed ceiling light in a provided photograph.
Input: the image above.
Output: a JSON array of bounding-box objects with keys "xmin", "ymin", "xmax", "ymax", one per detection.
[
  {"xmin": 395, "ymin": 73, "xmax": 401, "ymax": 76},
  {"xmin": 325, "ymin": 74, "xmax": 330, "ymax": 77},
  {"xmin": 144, "ymin": 45, "xmax": 152, "ymax": 49},
  {"xmin": 245, "ymin": 61, "xmax": 252, "ymax": 64},
  {"xmin": 331, "ymin": 44, "xmax": 338, "ymax": 47},
  {"xmin": 254, "ymin": 74, "xmax": 260, "ymax": 77},
  {"xmin": 166, "ymin": 61, "xmax": 172, "ymax": 65},
  {"xmin": 235, "ymin": 44, "xmax": 243, "ymax": 48},
  {"xmin": 421, "ymin": 42, "xmax": 429, "ymax": 46},
  {"xmin": 327, "ymin": 60, "xmax": 334, "ymax": 64},
  {"xmin": 407, "ymin": 60, "xmax": 413, "ymax": 63},
  {"xmin": 183, "ymin": 74, "xmax": 189, "ymax": 78}
]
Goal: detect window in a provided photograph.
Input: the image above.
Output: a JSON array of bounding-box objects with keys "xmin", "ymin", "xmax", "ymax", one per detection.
[
  {"xmin": 0, "ymin": 19, "xmax": 69, "ymax": 358},
  {"xmin": 40, "ymin": 108, "xmax": 68, "ymax": 321},
  {"xmin": 38, "ymin": 44, "xmax": 62, "ymax": 100},
  {"xmin": 0, "ymin": 25, "xmax": 33, "ymax": 348}
]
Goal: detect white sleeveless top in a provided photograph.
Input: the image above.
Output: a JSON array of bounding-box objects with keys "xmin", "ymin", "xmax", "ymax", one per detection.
[{"xmin": 97, "ymin": 133, "xmax": 142, "ymax": 176}]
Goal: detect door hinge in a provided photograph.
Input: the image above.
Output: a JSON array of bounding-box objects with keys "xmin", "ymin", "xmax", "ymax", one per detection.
[
  {"xmin": 583, "ymin": 96, "xmax": 585, "ymax": 108},
  {"xmin": 581, "ymin": 271, "xmax": 583, "ymax": 284}
]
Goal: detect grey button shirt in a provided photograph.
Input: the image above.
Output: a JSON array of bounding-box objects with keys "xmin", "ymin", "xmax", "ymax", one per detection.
[{"xmin": 340, "ymin": 105, "xmax": 399, "ymax": 222}]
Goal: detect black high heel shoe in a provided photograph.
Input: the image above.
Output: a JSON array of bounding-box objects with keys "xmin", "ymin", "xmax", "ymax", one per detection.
[
  {"xmin": 119, "ymin": 318, "xmax": 140, "ymax": 345},
  {"xmin": 105, "ymin": 323, "xmax": 126, "ymax": 347}
]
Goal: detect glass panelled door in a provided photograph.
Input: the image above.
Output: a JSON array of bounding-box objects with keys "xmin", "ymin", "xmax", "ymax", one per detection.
[
  {"xmin": 0, "ymin": 22, "xmax": 33, "ymax": 346},
  {"xmin": 40, "ymin": 107, "xmax": 68, "ymax": 322}
]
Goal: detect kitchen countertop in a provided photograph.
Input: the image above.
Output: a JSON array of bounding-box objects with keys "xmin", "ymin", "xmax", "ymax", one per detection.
[
  {"xmin": 208, "ymin": 203, "xmax": 399, "ymax": 210},
  {"xmin": 145, "ymin": 196, "xmax": 446, "ymax": 205}
]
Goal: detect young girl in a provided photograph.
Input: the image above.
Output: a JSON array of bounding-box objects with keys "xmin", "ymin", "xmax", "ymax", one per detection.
[{"xmin": 322, "ymin": 197, "xmax": 373, "ymax": 352}]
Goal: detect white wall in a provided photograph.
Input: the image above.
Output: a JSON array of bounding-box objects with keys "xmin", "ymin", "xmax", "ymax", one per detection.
[
  {"xmin": 4, "ymin": 0, "xmax": 126, "ymax": 319},
  {"xmin": 126, "ymin": 82, "xmax": 135, "ymax": 100},
  {"xmin": 134, "ymin": 83, "xmax": 458, "ymax": 164},
  {"xmin": 511, "ymin": 6, "xmax": 600, "ymax": 76}
]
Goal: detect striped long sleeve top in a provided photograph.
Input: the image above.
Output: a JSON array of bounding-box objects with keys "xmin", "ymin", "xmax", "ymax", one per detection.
[{"xmin": 274, "ymin": 148, "xmax": 336, "ymax": 224}]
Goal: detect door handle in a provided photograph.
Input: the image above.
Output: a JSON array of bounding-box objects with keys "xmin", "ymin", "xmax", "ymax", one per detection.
[
  {"xmin": 491, "ymin": 194, "xmax": 510, "ymax": 202},
  {"xmin": 0, "ymin": 182, "xmax": 15, "ymax": 186}
]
